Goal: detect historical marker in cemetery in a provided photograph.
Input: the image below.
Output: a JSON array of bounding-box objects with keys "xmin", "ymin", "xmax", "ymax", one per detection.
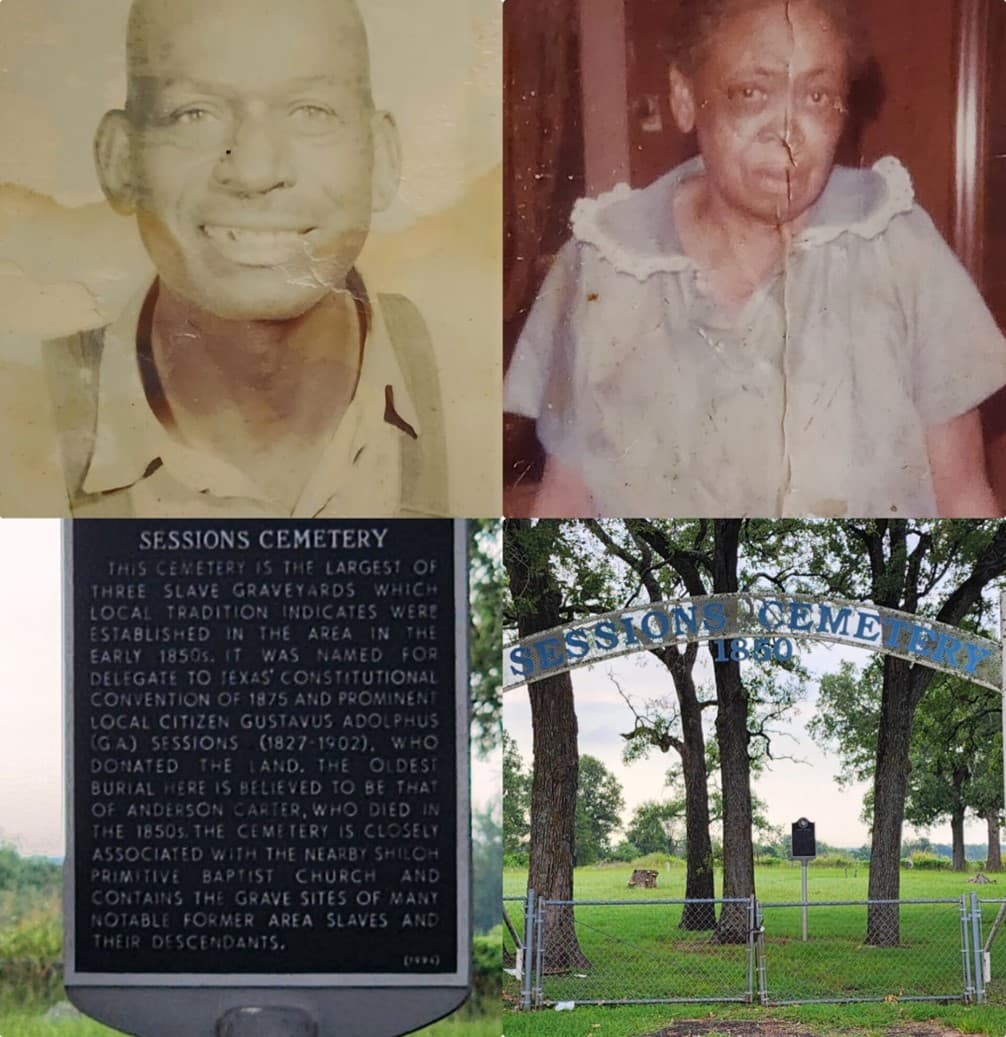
[
  {"xmin": 791, "ymin": 818, "xmax": 816, "ymax": 860},
  {"xmin": 64, "ymin": 519, "xmax": 470, "ymax": 1037}
]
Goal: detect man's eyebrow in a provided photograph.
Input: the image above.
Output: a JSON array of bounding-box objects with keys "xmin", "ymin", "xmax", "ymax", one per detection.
[{"xmin": 153, "ymin": 75, "xmax": 352, "ymax": 96}]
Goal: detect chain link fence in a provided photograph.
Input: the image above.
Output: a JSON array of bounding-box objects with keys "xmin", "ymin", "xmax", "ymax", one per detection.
[
  {"xmin": 756, "ymin": 898, "xmax": 973, "ymax": 1005},
  {"xmin": 503, "ymin": 894, "xmax": 526, "ymax": 1008},
  {"xmin": 976, "ymin": 897, "xmax": 1006, "ymax": 1003},
  {"xmin": 531, "ymin": 896, "xmax": 754, "ymax": 1006},
  {"xmin": 510, "ymin": 891, "xmax": 990, "ymax": 1009}
]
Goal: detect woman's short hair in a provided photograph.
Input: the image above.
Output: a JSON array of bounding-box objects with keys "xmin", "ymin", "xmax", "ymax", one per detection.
[{"xmin": 670, "ymin": 0, "xmax": 869, "ymax": 80}]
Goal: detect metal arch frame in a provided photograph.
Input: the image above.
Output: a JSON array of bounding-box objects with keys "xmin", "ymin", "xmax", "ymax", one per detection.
[{"xmin": 503, "ymin": 591, "xmax": 1002, "ymax": 692}]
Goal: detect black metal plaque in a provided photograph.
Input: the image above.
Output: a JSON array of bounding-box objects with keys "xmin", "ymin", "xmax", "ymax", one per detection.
[
  {"xmin": 791, "ymin": 817, "xmax": 816, "ymax": 859},
  {"xmin": 67, "ymin": 519, "xmax": 467, "ymax": 990}
]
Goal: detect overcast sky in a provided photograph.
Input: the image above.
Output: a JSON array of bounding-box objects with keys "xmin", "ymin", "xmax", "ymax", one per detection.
[{"xmin": 0, "ymin": 520, "xmax": 498, "ymax": 859}]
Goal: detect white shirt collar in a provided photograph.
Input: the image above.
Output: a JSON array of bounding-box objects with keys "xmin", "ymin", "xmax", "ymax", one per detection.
[
  {"xmin": 80, "ymin": 270, "xmax": 421, "ymax": 515},
  {"xmin": 570, "ymin": 155, "xmax": 916, "ymax": 282}
]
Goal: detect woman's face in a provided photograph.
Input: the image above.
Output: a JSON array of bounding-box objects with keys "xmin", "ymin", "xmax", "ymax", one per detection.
[{"xmin": 672, "ymin": 0, "xmax": 849, "ymax": 227}]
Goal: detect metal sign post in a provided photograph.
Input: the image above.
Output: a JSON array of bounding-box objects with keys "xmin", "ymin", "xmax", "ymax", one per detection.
[
  {"xmin": 64, "ymin": 519, "xmax": 471, "ymax": 1037},
  {"xmin": 791, "ymin": 818, "xmax": 816, "ymax": 943},
  {"xmin": 800, "ymin": 861, "xmax": 809, "ymax": 942}
]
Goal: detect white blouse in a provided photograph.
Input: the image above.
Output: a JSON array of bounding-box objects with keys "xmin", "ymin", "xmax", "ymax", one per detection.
[{"xmin": 504, "ymin": 156, "xmax": 1006, "ymax": 517}]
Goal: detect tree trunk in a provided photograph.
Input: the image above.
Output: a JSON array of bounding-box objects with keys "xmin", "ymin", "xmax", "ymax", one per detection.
[
  {"xmin": 676, "ymin": 666, "xmax": 716, "ymax": 930},
  {"xmin": 986, "ymin": 812, "xmax": 1003, "ymax": 872},
  {"xmin": 588, "ymin": 519, "xmax": 718, "ymax": 929},
  {"xmin": 950, "ymin": 767, "xmax": 967, "ymax": 872},
  {"xmin": 503, "ymin": 519, "xmax": 590, "ymax": 971},
  {"xmin": 950, "ymin": 811, "xmax": 967, "ymax": 872},
  {"xmin": 527, "ymin": 670, "xmax": 590, "ymax": 970},
  {"xmin": 858, "ymin": 520, "xmax": 1006, "ymax": 945},
  {"xmin": 711, "ymin": 521, "xmax": 754, "ymax": 944},
  {"xmin": 713, "ymin": 659, "xmax": 754, "ymax": 942},
  {"xmin": 867, "ymin": 657, "xmax": 913, "ymax": 946}
]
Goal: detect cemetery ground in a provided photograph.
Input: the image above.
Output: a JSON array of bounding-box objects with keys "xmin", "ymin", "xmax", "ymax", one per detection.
[{"xmin": 503, "ymin": 858, "xmax": 1006, "ymax": 1036}]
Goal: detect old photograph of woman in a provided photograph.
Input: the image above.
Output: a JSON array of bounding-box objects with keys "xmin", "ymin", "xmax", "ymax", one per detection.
[{"xmin": 503, "ymin": 0, "xmax": 1006, "ymax": 518}]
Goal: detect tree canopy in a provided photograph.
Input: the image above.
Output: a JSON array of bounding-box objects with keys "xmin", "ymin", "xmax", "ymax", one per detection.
[
  {"xmin": 469, "ymin": 519, "xmax": 503, "ymax": 755},
  {"xmin": 574, "ymin": 755, "xmax": 625, "ymax": 866}
]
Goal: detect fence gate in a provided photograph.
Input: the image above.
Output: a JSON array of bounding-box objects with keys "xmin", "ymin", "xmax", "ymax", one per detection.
[
  {"xmin": 509, "ymin": 893, "xmax": 987, "ymax": 1010},
  {"xmin": 757, "ymin": 897, "xmax": 977, "ymax": 1005},
  {"xmin": 523, "ymin": 895, "xmax": 755, "ymax": 1007}
]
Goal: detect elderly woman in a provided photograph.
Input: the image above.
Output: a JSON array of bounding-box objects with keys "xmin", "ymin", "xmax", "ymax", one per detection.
[{"xmin": 503, "ymin": 0, "xmax": 1006, "ymax": 517}]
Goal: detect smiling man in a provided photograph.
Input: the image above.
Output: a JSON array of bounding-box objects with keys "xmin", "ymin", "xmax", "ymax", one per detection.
[{"xmin": 43, "ymin": 0, "xmax": 447, "ymax": 517}]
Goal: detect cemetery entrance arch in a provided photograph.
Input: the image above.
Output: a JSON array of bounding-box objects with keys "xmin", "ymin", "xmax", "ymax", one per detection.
[{"xmin": 503, "ymin": 591, "xmax": 1004, "ymax": 798}]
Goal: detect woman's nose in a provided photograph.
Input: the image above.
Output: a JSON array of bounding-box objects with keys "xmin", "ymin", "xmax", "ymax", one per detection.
[
  {"xmin": 758, "ymin": 90, "xmax": 804, "ymax": 160},
  {"xmin": 214, "ymin": 116, "xmax": 297, "ymax": 195}
]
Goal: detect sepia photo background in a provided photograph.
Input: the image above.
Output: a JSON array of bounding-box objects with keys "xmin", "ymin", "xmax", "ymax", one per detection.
[{"xmin": 0, "ymin": 0, "xmax": 502, "ymax": 516}]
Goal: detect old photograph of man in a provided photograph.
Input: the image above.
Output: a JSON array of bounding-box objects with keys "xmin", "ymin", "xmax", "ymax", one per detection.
[{"xmin": 0, "ymin": 0, "xmax": 501, "ymax": 517}]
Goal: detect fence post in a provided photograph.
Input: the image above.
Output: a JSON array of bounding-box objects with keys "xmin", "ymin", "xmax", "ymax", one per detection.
[
  {"xmin": 746, "ymin": 897, "xmax": 756, "ymax": 1004},
  {"xmin": 754, "ymin": 898, "xmax": 769, "ymax": 1004},
  {"xmin": 534, "ymin": 897, "xmax": 547, "ymax": 1007},
  {"xmin": 971, "ymin": 892, "xmax": 985, "ymax": 1004},
  {"xmin": 960, "ymin": 895, "xmax": 976, "ymax": 1003},
  {"xmin": 521, "ymin": 890, "xmax": 535, "ymax": 1010}
]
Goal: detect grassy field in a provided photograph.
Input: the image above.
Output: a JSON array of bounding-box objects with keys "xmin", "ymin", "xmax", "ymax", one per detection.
[{"xmin": 503, "ymin": 859, "xmax": 1006, "ymax": 1036}]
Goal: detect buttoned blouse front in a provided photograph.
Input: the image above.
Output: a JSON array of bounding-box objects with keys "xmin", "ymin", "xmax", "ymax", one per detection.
[{"xmin": 504, "ymin": 156, "xmax": 1006, "ymax": 517}]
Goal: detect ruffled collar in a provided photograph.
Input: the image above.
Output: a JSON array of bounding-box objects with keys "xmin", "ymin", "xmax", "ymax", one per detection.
[{"xmin": 571, "ymin": 155, "xmax": 915, "ymax": 282}]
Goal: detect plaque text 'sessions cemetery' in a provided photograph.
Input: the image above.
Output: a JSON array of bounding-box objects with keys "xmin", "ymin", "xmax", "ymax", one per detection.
[{"xmin": 64, "ymin": 519, "xmax": 470, "ymax": 1037}]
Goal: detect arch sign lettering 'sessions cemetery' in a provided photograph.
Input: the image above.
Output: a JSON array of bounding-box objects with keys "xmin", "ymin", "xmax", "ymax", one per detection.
[
  {"xmin": 64, "ymin": 520, "xmax": 470, "ymax": 1037},
  {"xmin": 503, "ymin": 594, "xmax": 1002, "ymax": 692}
]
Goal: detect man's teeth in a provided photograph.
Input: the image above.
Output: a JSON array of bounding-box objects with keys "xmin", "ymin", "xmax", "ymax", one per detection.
[{"xmin": 204, "ymin": 226, "xmax": 306, "ymax": 246}]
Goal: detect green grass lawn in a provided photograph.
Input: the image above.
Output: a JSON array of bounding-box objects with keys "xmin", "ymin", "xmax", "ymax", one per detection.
[
  {"xmin": 504, "ymin": 858, "xmax": 1003, "ymax": 904},
  {"xmin": 503, "ymin": 860, "xmax": 1006, "ymax": 1035}
]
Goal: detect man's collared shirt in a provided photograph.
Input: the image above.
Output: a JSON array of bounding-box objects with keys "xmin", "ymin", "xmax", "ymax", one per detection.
[{"xmin": 69, "ymin": 274, "xmax": 427, "ymax": 518}]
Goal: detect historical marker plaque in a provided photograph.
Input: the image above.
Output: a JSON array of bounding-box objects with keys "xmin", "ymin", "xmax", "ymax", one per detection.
[
  {"xmin": 64, "ymin": 519, "xmax": 470, "ymax": 1037},
  {"xmin": 791, "ymin": 817, "xmax": 816, "ymax": 860}
]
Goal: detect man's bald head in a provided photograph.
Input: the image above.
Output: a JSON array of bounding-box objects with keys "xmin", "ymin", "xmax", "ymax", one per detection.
[
  {"xmin": 124, "ymin": 0, "xmax": 374, "ymax": 118},
  {"xmin": 97, "ymin": 0, "xmax": 400, "ymax": 321}
]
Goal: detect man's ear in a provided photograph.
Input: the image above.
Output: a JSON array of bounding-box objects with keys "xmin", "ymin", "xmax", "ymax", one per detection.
[
  {"xmin": 94, "ymin": 110, "xmax": 137, "ymax": 215},
  {"xmin": 370, "ymin": 110, "xmax": 402, "ymax": 213},
  {"xmin": 669, "ymin": 66, "xmax": 698, "ymax": 134}
]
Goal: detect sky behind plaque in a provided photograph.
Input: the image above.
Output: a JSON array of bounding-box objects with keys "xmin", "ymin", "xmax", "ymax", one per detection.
[{"xmin": 0, "ymin": 520, "xmax": 499, "ymax": 859}]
